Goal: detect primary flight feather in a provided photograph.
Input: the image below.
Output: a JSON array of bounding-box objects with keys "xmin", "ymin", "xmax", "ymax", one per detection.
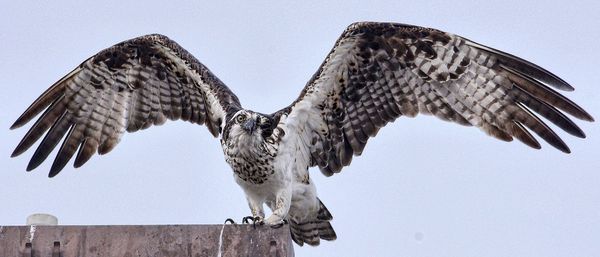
[{"xmin": 11, "ymin": 22, "xmax": 593, "ymax": 246}]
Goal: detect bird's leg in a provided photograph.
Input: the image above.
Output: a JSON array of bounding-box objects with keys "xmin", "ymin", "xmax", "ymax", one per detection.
[
  {"xmin": 243, "ymin": 196, "xmax": 265, "ymax": 227},
  {"xmin": 264, "ymin": 189, "xmax": 291, "ymax": 228}
]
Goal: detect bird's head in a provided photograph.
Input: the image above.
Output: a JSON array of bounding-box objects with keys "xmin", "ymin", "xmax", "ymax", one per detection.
[{"xmin": 224, "ymin": 110, "xmax": 276, "ymax": 143}]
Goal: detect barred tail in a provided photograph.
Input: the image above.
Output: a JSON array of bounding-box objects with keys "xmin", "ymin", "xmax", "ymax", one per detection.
[{"xmin": 289, "ymin": 198, "xmax": 337, "ymax": 246}]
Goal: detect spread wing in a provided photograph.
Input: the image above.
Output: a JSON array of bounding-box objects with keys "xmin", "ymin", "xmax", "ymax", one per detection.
[
  {"xmin": 280, "ymin": 22, "xmax": 594, "ymax": 176},
  {"xmin": 11, "ymin": 34, "xmax": 242, "ymax": 177}
]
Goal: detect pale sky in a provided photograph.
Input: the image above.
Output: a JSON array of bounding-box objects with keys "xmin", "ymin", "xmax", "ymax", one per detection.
[{"xmin": 1, "ymin": 1, "xmax": 599, "ymax": 256}]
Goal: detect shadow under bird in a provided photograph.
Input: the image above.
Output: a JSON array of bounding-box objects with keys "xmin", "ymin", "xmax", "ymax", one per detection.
[{"xmin": 10, "ymin": 22, "xmax": 594, "ymax": 246}]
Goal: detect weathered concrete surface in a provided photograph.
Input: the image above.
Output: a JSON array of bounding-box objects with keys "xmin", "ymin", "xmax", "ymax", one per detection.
[{"xmin": 0, "ymin": 224, "xmax": 294, "ymax": 257}]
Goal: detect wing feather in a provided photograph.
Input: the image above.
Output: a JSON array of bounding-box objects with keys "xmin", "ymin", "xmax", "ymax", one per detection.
[
  {"xmin": 74, "ymin": 138, "xmax": 98, "ymax": 168},
  {"xmin": 12, "ymin": 34, "xmax": 241, "ymax": 176},
  {"xmin": 467, "ymin": 41, "xmax": 575, "ymax": 92},
  {"xmin": 280, "ymin": 22, "xmax": 593, "ymax": 176}
]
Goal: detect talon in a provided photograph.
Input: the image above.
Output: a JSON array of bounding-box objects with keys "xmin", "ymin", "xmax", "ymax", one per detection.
[
  {"xmin": 254, "ymin": 217, "xmax": 265, "ymax": 228},
  {"xmin": 242, "ymin": 216, "xmax": 264, "ymax": 229},
  {"xmin": 224, "ymin": 218, "xmax": 236, "ymax": 224},
  {"xmin": 242, "ymin": 216, "xmax": 254, "ymax": 224}
]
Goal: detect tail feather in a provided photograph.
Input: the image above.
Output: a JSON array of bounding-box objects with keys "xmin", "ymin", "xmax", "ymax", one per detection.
[
  {"xmin": 289, "ymin": 198, "xmax": 337, "ymax": 246},
  {"xmin": 316, "ymin": 199, "xmax": 333, "ymax": 220}
]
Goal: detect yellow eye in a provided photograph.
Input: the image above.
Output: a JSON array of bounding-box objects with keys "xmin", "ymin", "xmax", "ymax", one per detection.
[{"xmin": 236, "ymin": 115, "xmax": 246, "ymax": 123}]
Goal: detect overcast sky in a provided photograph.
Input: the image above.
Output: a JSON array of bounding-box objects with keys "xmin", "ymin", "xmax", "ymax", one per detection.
[{"xmin": 1, "ymin": 1, "xmax": 599, "ymax": 257}]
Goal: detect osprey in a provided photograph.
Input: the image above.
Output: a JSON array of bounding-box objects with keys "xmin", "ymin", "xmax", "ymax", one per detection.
[{"xmin": 11, "ymin": 22, "xmax": 593, "ymax": 246}]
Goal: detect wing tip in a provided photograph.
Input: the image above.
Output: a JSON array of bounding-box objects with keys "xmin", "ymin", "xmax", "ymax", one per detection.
[
  {"xmin": 25, "ymin": 163, "xmax": 37, "ymax": 172},
  {"xmin": 48, "ymin": 162, "xmax": 65, "ymax": 178},
  {"xmin": 554, "ymin": 79, "xmax": 575, "ymax": 92},
  {"xmin": 552, "ymin": 140, "xmax": 572, "ymax": 154},
  {"xmin": 10, "ymin": 148, "xmax": 22, "ymax": 158},
  {"xmin": 545, "ymin": 137, "xmax": 573, "ymax": 154},
  {"xmin": 554, "ymin": 143, "xmax": 571, "ymax": 154},
  {"xmin": 9, "ymin": 121, "xmax": 22, "ymax": 130},
  {"xmin": 571, "ymin": 126, "xmax": 587, "ymax": 139},
  {"xmin": 563, "ymin": 85, "xmax": 575, "ymax": 92},
  {"xmin": 73, "ymin": 161, "xmax": 85, "ymax": 169},
  {"xmin": 567, "ymin": 100, "xmax": 594, "ymax": 122},
  {"xmin": 10, "ymin": 115, "xmax": 33, "ymax": 130},
  {"xmin": 23, "ymin": 157, "xmax": 66, "ymax": 177},
  {"xmin": 470, "ymin": 42, "xmax": 577, "ymax": 92},
  {"xmin": 579, "ymin": 111, "xmax": 595, "ymax": 122},
  {"xmin": 527, "ymin": 142, "xmax": 571, "ymax": 154}
]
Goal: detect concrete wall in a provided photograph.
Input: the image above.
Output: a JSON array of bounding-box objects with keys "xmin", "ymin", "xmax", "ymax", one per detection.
[{"xmin": 0, "ymin": 224, "xmax": 294, "ymax": 257}]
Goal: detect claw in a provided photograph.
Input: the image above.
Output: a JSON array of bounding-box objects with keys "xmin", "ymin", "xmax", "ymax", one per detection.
[
  {"xmin": 242, "ymin": 216, "xmax": 253, "ymax": 224},
  {"xmin": 242, "ymin": 216, "xmax": 264, "ymax": 229},
  {"xmin": 224, "ymin": 218, "xmax": 236, "ymax": 224}
]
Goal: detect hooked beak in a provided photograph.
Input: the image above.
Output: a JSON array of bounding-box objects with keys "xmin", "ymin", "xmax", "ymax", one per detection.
[{"xmin": 243, "ymin": 119, "xmax": 256, "ymax": 134}]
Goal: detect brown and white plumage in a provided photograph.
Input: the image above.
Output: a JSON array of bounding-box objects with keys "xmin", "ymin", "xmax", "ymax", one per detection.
[
  {"xmin": 11, "ymin": 34, "xmax": 241, "ymax": 177},
  {"xmin": 11, "ymin": 22, "xmax": 593, "ymax": 246},
  {"xmin": 280, "ymin": 22, "xmax": 593, "ymax": 177}
]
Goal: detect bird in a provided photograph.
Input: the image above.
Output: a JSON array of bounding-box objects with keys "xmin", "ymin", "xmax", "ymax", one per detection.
[{"xmin": 10, "ymin": 22, "xmax": 593, "ymax": 246}]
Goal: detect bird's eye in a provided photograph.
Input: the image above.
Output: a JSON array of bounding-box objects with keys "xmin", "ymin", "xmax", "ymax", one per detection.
[{"xmin": 236, "ymin": 115, "xmax": 246, "ymax": 123}]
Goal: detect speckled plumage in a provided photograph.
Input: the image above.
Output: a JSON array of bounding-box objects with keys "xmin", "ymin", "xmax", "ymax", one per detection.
[
  {"xmin": 11, "ymin": 22, "xmax": 593, "ymax": 246},
  {"xmin": 221, "ymin": 111, "xmax": 284, "ymax": 184}
]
